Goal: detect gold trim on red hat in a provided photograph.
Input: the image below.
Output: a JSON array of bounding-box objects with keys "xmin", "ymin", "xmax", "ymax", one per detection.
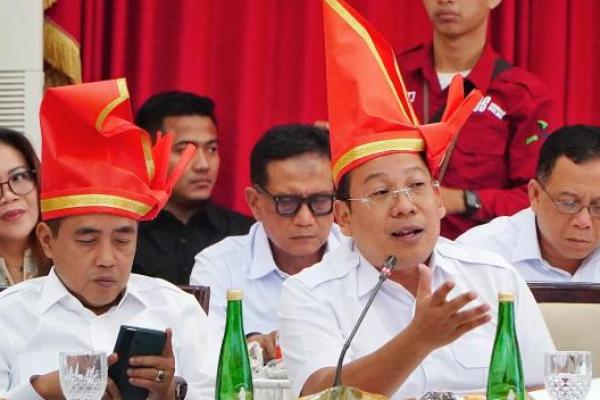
[
  {"xmin": 325, "ymin": 0, "xmax": 419, "ymax": 125},
  {"xmin": 41, "ymin": 194, "xmax": 152, "ymax": 217},
  {"xmin": 332, "ymin": 138, "xmax": 424, "ymax": 180},
  {"xmin": 140, "ymin": 134, "xmax": 155, "ymax": 181},
  {"xmin": 95, "ymin": 78, "xmax": 129, "ymax": 131}
]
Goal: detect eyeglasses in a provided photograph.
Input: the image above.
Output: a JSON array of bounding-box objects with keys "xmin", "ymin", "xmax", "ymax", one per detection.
[
  {"xmin": 255, "ymin": 185, "xmax": 335, "ymax": 217},
  {"xmin": 345, "ymin": 180, "xmax": 439, "ymax": 208},
  {"xmin": 0, "ymin": 169, "xmax": 36, "ymax": 197},
  {"xmin": 537, "ymin": 180, "xmax": 600, "ymax": 218}
]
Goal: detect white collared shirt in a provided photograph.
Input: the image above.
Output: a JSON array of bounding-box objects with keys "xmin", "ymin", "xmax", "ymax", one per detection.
[
  {"xmin": 457, "ymin": 208, "xmax": 600, "ymax": 282},
  {"xmin": 0, "ymin": 269, "xmax": 219, "ymax": 400},
  {"xmin": 278, "ymin": 238, "xmax": 554, "ymax": 400},
  {"xmin": 190, "ymin": 222, "xmax": 348, "ymax": 335}
]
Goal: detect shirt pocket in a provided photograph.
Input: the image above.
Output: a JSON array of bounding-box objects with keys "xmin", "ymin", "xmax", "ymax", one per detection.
[
  {"xmin": 450, "ymin": 116, "xmax": 510, "ymax": 187},
  {"xmin": 450, "ymin": 333, "xmax": 493, "ymax": 386}
]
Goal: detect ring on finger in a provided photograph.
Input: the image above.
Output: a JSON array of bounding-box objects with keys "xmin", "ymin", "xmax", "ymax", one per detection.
[{"xmin": 155, "ymin": 368, "xmax": 166, "ymax": 383}]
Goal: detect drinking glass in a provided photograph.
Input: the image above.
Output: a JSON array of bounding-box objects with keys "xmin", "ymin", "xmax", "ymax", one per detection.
[
  {"xmin": 59, "ymin": 351, "xmax": 107, "ymax": 400},
  {"xmin": 544, "ymin": 351, "xmax": 592, "ymax": 400}
]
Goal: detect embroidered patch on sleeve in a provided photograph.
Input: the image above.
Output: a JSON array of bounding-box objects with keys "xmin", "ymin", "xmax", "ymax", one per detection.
[{"xmin": 537, "ymin": 119, "xmax": 549, "ymax": 130}]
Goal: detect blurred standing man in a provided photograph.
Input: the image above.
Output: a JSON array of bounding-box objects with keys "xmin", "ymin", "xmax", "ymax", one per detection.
[
  {"xmin": 458, "ymin": 125, "xmax": 600, "ymax": 282},
  {"xmin": 134, "ymin": 92, "xmax": 253, "ymax": 284},
  {"xmin": 398, "ymin": 0, "xmax": 556, "ymax": 238},
  {"xmin": 0, "ymin": 79, "xmax": 218, "ymax": 399},
  {"xmin": 191, "ymin": 124, "xmax": 346, "ymax": 361},
  {"xmin": 278, "ymin": 2, "xmax": 554, "ymax": 399}
]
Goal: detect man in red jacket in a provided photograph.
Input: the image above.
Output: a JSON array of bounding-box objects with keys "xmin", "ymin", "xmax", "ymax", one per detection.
[{"xmin": 398, "ymin": 0, "xmax": 556, "ymax": 239}]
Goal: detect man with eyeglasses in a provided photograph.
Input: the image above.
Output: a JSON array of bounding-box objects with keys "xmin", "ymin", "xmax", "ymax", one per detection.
[
  {"xmin": 278, "ymin": 2, "xmax": 553, "ymax": 399},
  {"xmin": 190, "ymin": 124, "xmax": 347, "ymax": 361},
  {"xmin": 458, "ymin": 125, "xmax": 600, "ymax": 282}
]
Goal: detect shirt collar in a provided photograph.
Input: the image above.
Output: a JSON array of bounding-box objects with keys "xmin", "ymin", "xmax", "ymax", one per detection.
[
  {"xmin": 249, "ymin": 223, "xmax": 281, "ymax": 280},
  {"xmin": 202, "ymin": 201, "xmax": 229, "ymax": 233},
  {"xmin": 38, "ymin": 268, "xmax": 146, "ymax": 315},
  {"xmin": 430, "ymin": 238, "xmax": 461, "ymax": 275},
  {"xmin": 248, "ymin": 223, "xmax": 342, "ymax": 280},
  {"xmin": 148, "ymin": 200, "xmax": 220, "ymax": 229},
  {"xmin": 38, "ymin": 268, "xmax": 70, "ymax": 314},
  {"xmin": 463, "ymin": 41, "xmax": 498, "ymax": 94},
  {"xmin": 404, "ymin": 40, "xmax": 499, "ymax": 95},
  {"xmin": 355, "ymin": 240, "xmax": 459, "ymax": 298},
  {"xmin": 356, "ymin": 252, "xmax": 381, "ymax": 298},
  {"xmin": 512, "ymin": 208, "xmax": 544, "ymax": 263}
]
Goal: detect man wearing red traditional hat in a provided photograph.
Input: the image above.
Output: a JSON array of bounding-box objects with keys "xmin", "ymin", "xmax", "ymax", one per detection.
[
  {"xmin": 397, "ymin": 0, "xmax": 556, "ymax": 239},
  {"xmin": 278, "ymin": 1, "xmax": 554, "ymax": 399},
  {"xmin": 0, "ymin": 79, "xmax": 218, "ymax": 399}
]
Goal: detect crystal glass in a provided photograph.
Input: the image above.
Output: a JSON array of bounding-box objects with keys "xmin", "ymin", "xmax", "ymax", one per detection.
[
  {"xmin": 59, "ymin": 351, "xmax": 107, "ymax": 400},
  {"xmin": 544, "ymin": 351, "xmax": 592, "ymax": 400}
]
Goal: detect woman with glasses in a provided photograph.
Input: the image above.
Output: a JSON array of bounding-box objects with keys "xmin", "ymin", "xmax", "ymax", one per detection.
[{"xmin": 0, "ymin": 128, "xmax": 51, "ymax": 285}]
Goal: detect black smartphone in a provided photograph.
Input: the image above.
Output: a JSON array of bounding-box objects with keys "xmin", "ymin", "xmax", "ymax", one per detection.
[{"xmin": 108, "ymin": 325, "xmax": 167, "ymax": 400}]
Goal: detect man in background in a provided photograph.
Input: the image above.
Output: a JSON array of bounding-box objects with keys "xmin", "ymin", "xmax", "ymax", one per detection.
[
  {"xmin": 458, "ymin": 125, "xmax": 600, "ymax": 282},
  {"xmin": 191, "ymin": 124, "xmax": 346, "ymax": 362},
  {"xmin": 398, "ymin": 0, "xmax": 556, "ymax": 238},
  {"xmin": 134, "ymin": 91, "xmax": 253, "ymax": 284}
]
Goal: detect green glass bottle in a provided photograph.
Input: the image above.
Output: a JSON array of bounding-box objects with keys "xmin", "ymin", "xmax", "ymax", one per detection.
[
  {"xmin": 215, "ymin": 289, "xmax": 253, "ymax": 400},
  {"xmin": 486, "ymin": 292, "xmax": 525, "ymax": 400}
]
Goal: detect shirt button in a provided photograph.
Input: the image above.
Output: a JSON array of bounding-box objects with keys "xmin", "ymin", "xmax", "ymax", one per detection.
[{"xmin": 180, "ymin": 238, "xmax": 187, "ymax": 244}]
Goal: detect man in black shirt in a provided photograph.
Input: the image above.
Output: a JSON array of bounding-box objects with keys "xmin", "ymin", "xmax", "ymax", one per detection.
[{"xmin": 133, "ymin": 91, "xmax": 254, "ymax": 284}]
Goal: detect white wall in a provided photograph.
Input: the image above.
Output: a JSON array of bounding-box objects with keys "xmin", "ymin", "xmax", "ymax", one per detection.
[{"xmin": 0, "ymin": 0, "xmax": 44, "ymax": 154}]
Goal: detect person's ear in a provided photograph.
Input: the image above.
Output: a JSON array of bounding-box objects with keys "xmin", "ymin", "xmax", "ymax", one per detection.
[
  {"xmin": 334, "ymin": 200, "xmax": 353, "ymax": 237},
  {"xmin": 528, "ymin": 179, "xmax": 542, "ymax": 213},
  {"xmin": 434, "ymin": 183, "xmax": 446, "ymax": 219},
  {"xmin": 36, "ymin": 222, "xmax": 54, "ymax": 259},
  {"xmin": 245, "ymin": 186, "xmax": 263, "ymax": 221}
]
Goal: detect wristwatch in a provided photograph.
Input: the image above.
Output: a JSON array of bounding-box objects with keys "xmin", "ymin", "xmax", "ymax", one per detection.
[
  {"xmin": 463, "ymin": 190, "xmax": 481, "ymax": 215},
  {"xmin": 174, "ymin": 378, "xmax": 188, "ymax": 400}
]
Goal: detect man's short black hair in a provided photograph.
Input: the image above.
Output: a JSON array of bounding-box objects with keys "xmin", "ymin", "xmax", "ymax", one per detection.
[
  {"xmin": 537, "ymin": 125, "xmax": 600, "ymax": 182},
  {"xmin": 250, "ymin": 124, "xmax": 330, "ymax": 187},
  {"xmin": 135, "ymin": 91, "xmax": 216, "ymax": 141}
]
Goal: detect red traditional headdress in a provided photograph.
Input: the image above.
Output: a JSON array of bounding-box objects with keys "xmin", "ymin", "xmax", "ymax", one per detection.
[
  {"xmin": 39, "ymin": 78, "xmax": 195, "ymax": 221},
  {"xmin": 323, "ymin": 0, "xmax": 483, "ymax": 184}
]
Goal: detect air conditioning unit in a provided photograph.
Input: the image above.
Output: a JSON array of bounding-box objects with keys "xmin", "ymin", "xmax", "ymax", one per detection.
[{"xmin": 0, "ymin": 0, "xmax": 44, "ymax": 154}]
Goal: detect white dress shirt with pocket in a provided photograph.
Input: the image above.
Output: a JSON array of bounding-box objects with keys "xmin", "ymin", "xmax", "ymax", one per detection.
[
  {"xmin": 0, "ymin": 269, "xmax": 219, "ymax": 400},
  {"xmin": 278, "ymin": 237, "xmax": 555, "ymax": 400},
  {"xmin": 457, "ymin": 208, "xmax": 600, "ymax": 282}
]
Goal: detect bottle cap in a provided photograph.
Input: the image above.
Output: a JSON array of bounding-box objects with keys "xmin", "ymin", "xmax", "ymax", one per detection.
[
  {"xmin": 498, "ymin": 292, "xmax": 514, "ymax": 302},
  {"xmin": 227, "ymin": 289, "xmax": 243, "ymax": 301}
]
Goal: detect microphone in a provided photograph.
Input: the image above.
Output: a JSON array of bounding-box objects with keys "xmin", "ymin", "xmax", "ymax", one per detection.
[{"xmin": 332, "ymin": 255, "xmax": 397, "ymax": 387}]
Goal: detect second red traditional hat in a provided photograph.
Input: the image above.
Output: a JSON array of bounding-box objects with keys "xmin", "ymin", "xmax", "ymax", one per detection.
[
  {"xmin": 323, "ymin": 0, "xmax": 483, "ymax": 185},
  {"xmin": 39, "ymin": 78, "xmax": 195, "ymax": 221}
]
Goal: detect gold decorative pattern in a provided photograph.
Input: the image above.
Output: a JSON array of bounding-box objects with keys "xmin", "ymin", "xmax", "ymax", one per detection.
[
  {"xmin": 333, "ymin": 138, "xmax": 424, "ymax": 180},
  {"xmin": 41, "ymin": 194, "xmax": 152, "ymax": 216},
  {"xmin": 94, "ymin": 78, "xmax": 130, "ymax": 131},
  {"xmin": 140, "ymin": 134, "xmax": 156, "ymax": 181}
]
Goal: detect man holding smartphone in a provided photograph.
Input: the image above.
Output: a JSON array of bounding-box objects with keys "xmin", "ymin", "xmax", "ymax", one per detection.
[{"xmin": 0, "ymin": 79, "xmax": 218, "ymax": 399}]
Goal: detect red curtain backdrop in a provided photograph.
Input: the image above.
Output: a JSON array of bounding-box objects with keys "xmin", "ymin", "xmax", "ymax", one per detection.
[{"xmin": 46, "ymin": 0, "xmax": 600, "ymax": 215}]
